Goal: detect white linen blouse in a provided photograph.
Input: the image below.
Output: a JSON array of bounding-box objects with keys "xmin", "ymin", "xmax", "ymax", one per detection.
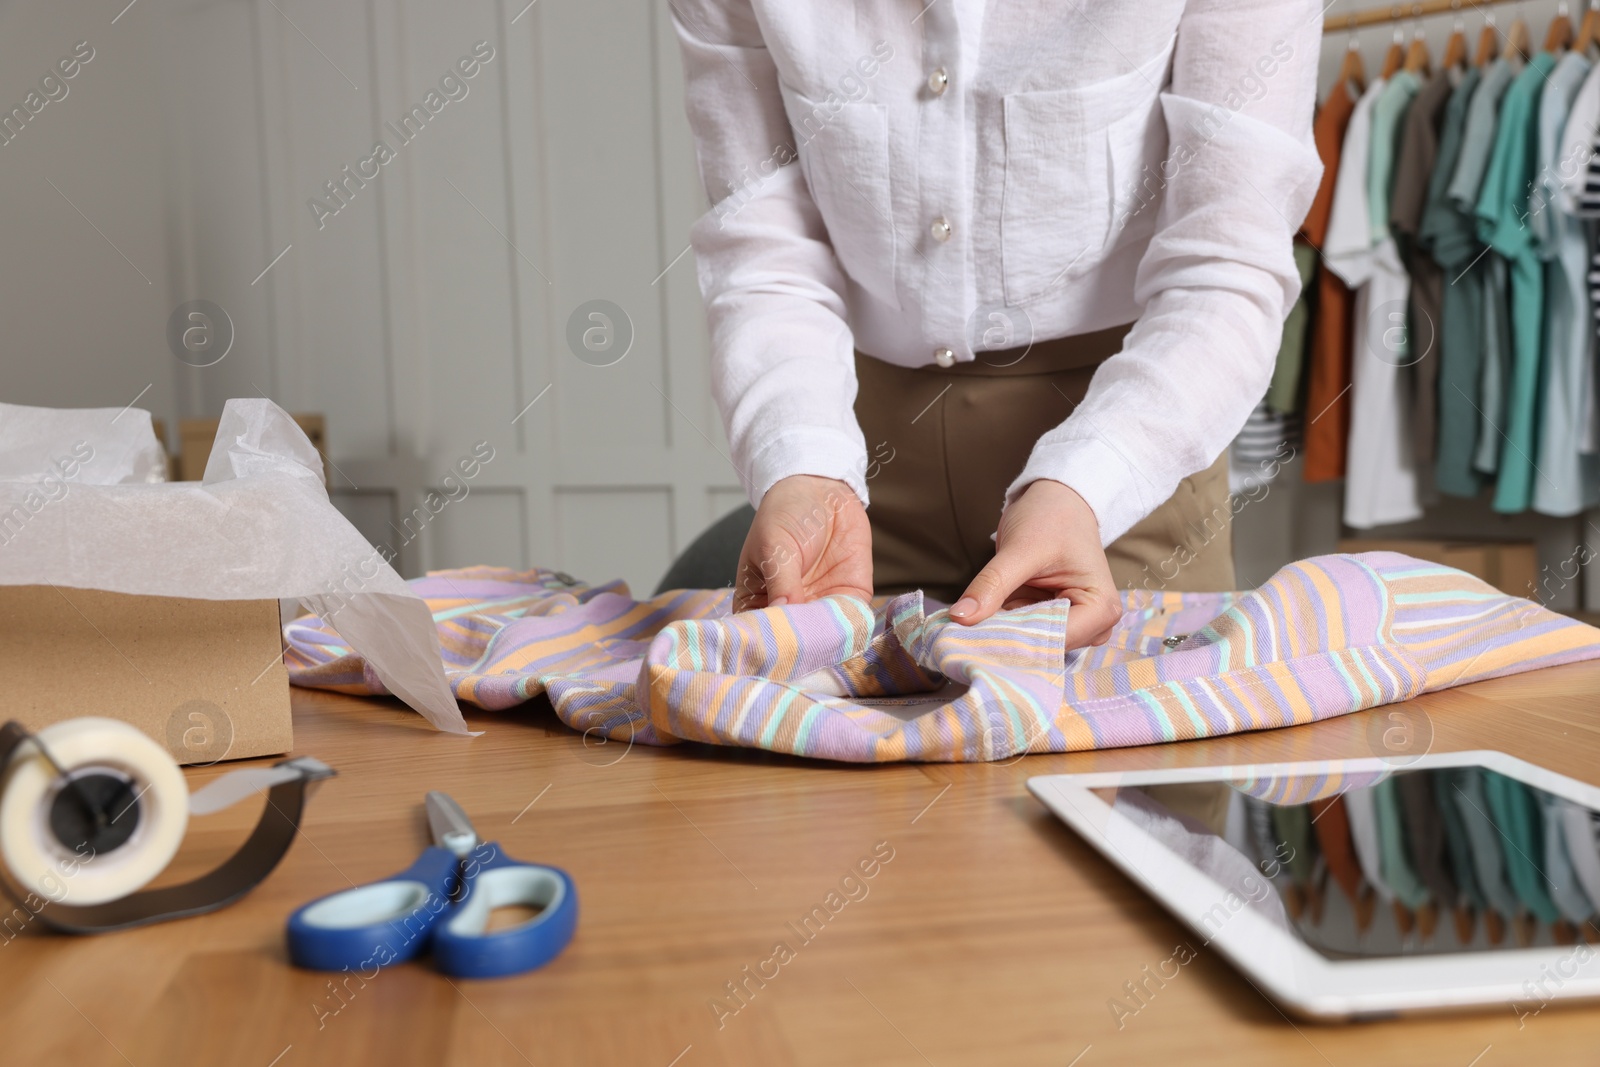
[{"xmin": 672, "ymin": 0, "xmax": 1323, "ymax": 544}]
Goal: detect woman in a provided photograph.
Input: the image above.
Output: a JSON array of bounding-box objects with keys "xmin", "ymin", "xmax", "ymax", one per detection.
[{"xmin": 672, "ymin": 1, "xmax": 1322, "ymax": 647}]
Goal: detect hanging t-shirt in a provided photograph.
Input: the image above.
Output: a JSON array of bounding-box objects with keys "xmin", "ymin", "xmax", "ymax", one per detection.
[
  {"xmin": 1268, "ymin": 803, "xmax": 1317, "ymax": 884},
  {"xmin": 1266, "ymin": 242, "xmax": 1318, "ymax": 414},
  {"xmin": 1373, "ymin": 778, "xmax": 1432, "ymax": 909},
  {"xmin": 1530, "ymin": 51, "xmax": 1599, "ymax": 516},
  {"xmin": 1302, "ymin": 80, "xmax": 1359, "ymax": 484},
  {"xmin": 1555, "ymin": 59, "xmax": 1600, "ymax": 454},
  {"xmin": 1474, "ymin": 255, "xmax": 1514, "ymax": 476},
  {"xmin": 1447, "ymin": 57, "xmax": 1517, "ymax": 486},
  {"xmin": 1326, "ymin": 73, "xmax": 1424, "ymax": 528},
  {"xmin": 1447, "ymin": 767, "xmax": 1523, "ymax": 922},
  {"xmin": 1483, "ymin": 770, "xmax": 1562, "ymax": 923},
  {"xmin": 1229, "ymin": 399, "xmax": 1299, "ymax": 493},
  {"xmin": 1559, "ymin": 802, "xmax": 1600, "ymax": 916},
  {"xmin": 1419, "ymin": 66, "xmax": 1486, "ymax": 498},
  {"xmin": 1390, "ymin": 69, "xmax": 1456, "ymax": 488},
  {"xmin": 1309, "ymin": 794, "xmax": 1366, "ymax": 904},
  {"xmin": 1540, "ymin": 793, "xmax": 1596, "ymax": 924},
  {"xmin": 1344, "ymin": 785, "xmax": 1398, "ymax": 902},
  {"xmin": 1431, "ymin": 766, "xmax": 1483, "ymax": 909},
  {"xmin": 1396, "ymin": 770, "xmax": 1456, "ymax": 907},
  {"xmin": 1475, "ymin": 52, "xmax": 1558, "ymax": 514}
]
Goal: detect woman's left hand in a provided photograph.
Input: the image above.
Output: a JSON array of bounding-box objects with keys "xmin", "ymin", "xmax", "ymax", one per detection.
[{"xmin": 948, "ymin": 478, "xmax": 1122, "ymax": 649}]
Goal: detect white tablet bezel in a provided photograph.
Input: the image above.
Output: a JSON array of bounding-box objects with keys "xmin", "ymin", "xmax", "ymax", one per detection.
[{"xmin": 1027, "ymin": 751, "xmax": 1600, "ymax": 1020}]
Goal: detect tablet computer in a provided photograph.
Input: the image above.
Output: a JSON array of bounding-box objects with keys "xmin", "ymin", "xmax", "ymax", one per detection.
[{"xmin": 1027, "ymin": 752, "xmax": 1600, "ymax": 1020}]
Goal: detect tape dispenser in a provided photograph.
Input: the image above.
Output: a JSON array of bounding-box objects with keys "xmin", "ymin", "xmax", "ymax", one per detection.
[{"xmin": 0, "ymin": 717, "xmax": 333, "ymax": 933}]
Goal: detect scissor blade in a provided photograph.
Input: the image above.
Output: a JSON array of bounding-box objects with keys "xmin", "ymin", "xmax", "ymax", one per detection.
[{"xmin": 425, "ymin": 791, "xmax": 479, "ymax": 857}]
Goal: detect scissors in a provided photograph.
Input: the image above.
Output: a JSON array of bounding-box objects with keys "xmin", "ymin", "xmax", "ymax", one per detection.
[{"xmin": 286, "ymin": 791, "xmax": 577, "ymax": 979}]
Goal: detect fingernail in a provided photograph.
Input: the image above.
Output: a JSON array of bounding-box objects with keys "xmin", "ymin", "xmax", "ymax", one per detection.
[
  {"xmin": 769, "ymin": 596, "xmax": 788, "ymax": 607},
  {"xmin": 950, "ymin": 597, "xmax": 977, "ymax": 618}
]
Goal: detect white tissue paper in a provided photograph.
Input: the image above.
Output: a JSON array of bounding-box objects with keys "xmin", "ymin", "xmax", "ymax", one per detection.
[
  {"xmin": 0, "ymin": 403, "xmax": 168, "ymax": 485},
  {"xmin": 0, "ymin": 398, "xmax": 473, "ymax": 735}
]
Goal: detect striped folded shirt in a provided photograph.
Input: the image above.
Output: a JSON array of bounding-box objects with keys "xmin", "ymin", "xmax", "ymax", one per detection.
[{"xmin": 283, "ymin": 552, "xmax": 1600, "ymax": 763}]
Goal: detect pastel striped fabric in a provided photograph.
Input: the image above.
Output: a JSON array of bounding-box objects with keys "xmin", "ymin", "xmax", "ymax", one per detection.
[
  {"xmin": 283, "ymin": 552, "xmax": 1600, "ymax": 763},
  {"xmin": 1233, "ymin": 768, "xmax": 1393, "ymax": 805}
]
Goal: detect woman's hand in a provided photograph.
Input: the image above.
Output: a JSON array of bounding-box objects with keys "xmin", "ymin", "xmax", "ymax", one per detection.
[
  {"xmin": 948, "ymin": 479, "xmax": 1122, "ymax": 648},
  {"xmin": 733, "ymin": 475, "xmax": 873, "ymax": 612}
]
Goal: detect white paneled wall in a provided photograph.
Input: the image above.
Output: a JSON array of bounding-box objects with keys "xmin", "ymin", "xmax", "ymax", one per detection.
[
  {"xmin": 158, "ymin": 0, "xmax": 738, "ymax": 595},
  {"xmin": 0, "ymin": 5, "xmax": 177, "ymax": 427},
  {"xmin": 1, "ymin": 0, "xmax": 734, "ymax": 597}
]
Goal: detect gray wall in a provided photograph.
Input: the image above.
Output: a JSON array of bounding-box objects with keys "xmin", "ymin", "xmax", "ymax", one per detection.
[{"xmin": 2, "ymin": 0, "xmax": 731, "ymax": 597}]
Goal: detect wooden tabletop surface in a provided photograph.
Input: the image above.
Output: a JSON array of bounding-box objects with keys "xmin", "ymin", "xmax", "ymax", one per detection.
[{"xmin": 7, "ymin": 660, "xmax": 1600, "ymax": 1067}]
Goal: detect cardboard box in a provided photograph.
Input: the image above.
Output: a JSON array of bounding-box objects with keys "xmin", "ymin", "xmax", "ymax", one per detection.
[
  {"xmin": 179, "ymin": 414, "xmax": 326, "ymax": 484},
  {"xmin": 1338, "ymin": 539, "xmax": 1539, "ymax": 599},
  {"xmin": 0, "ymin": 586, "xmax": 292, "ymax": 765}
]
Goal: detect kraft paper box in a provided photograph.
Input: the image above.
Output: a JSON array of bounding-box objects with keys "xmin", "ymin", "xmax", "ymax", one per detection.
[
  {"xmin": 0, "ymin": 587, "xmax": 291, "ymax": 765},
  {"xmin": 0, "ymin": 399, "xmax": 472, "ymax": 765}
]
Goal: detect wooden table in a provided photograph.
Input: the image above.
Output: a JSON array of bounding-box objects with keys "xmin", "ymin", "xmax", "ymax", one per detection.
[{"xmin": 8, "ymin": 662, "xmax": 1600, "ymax": 1066}]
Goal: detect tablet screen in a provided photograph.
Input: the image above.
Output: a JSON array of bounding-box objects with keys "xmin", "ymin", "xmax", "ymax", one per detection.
[{"xmin": 1092, "ymin": 767, "xmax": 1600, "ymax": 959}]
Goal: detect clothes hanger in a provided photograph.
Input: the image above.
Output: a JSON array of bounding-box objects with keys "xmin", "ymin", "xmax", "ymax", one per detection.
[
  {"xmin": 1338, "ymin": 30, "xmax": 1368, "ymax": 92},
  {"xmin": 1545, "ymin": 0, "xmax": 1575, "ymax": 52},
  {"xmin": 1484, "ymin": 907, "xmax": 1507, "ymax": 945},
  {"xmin": 1283, "ymin": 882, "xmax": 1306, "ymax": 921},
  {"xmin": 1353, "ymin": 884, "xmax": 1377, "ymax": 935},
  {"xmin": 1416, "ymin": 900, "xmax": 1439, "ymax": 943},
  {"xmin": 1380, "ymin": 20, "xmax": 1406, "ymax": 77},
  {"xmin": 1578, "ymin": 0, "xmax": 1600, "ymax": 54},
  {"xmin": 1403, "ymin": 12, "xmax": 1432, "ymax": 74},
  {"xmin": 1506, "ymin": 6, "xmax": 1532, "ymax": 60},
  {"xmin": 1306, "ymin": 878, "xmax": 1326, "ymax": 927},
  {"xmin": 1442, "ymin": 12, "xmax": 1468, "ymax": 70},
  {"xmin": 1474, "ymin": 12, "xmax": 1500, "ymax": 66}
]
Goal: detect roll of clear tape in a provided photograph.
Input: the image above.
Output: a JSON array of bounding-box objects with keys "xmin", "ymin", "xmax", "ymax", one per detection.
[{"xmin": 0, "ymin": 717, "xmax": 189, "ymax": 906}]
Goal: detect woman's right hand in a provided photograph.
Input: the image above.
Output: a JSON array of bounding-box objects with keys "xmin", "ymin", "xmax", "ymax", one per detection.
[{"xmin": 733, "ymin": 475, "xmax": 873, "ymax": 612}]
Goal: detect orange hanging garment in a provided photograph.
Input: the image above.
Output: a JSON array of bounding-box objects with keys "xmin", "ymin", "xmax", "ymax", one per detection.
[{"xmin": 1301, "ymin": 81, "xmax": 1358, "ymax": 482}]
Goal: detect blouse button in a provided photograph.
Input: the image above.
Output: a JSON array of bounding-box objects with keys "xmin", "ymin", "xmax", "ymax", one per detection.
[
  {"xmin": 930, "ymin": 216, "xmax": 952, "ymax": 243},
  {"xmin": 927, "ymin": 67, "xmax": 949, "ymax": 96},
  {"xmin": 933, "ymin": 347, "xmax": 956, "ymax": 368}
]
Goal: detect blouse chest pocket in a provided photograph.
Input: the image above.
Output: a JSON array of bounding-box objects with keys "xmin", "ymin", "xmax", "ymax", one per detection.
[
  {"xmin": 777, "ymin": 83, "xmax": 900, "ymax": 309},
  {"xmin": 1000, "ymin": 67, "xmax": 1167, "ymax": 307}
]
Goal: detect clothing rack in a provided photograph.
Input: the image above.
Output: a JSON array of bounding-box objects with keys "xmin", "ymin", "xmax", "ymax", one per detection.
[
  {"xmin": 1275, "ymin": 0, "xmax": 1600, "ymax": 612},
  {"xmin": 1324, "ymin": 0, "xmax": 1543, "ymax": 32}
]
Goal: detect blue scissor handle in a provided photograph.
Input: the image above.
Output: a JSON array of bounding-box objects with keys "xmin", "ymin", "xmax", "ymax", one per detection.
[
  {"xmin": 431, "ymin": 842, "xmax": 578, "ymax": 979},
  {"xmin": 287, "ymin": 845, "xmax": 461, "ymax": 972}
]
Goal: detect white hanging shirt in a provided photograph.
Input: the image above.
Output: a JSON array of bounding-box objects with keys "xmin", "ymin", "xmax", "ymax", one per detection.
[
  {"xmin": 1322, "ymin": 76, "xmax": 1424, "ymax": 529},
  {"xmin": 671, "ymin": 0, "xmax": 1324, "ymax": 544},
  {"xmin": 1555, "ymin": 58, "xmax": 1600, "ymax": 454},
  {"xmin": 1532, "ymin": 52, "xmax": 1599, "ymax": 516}
]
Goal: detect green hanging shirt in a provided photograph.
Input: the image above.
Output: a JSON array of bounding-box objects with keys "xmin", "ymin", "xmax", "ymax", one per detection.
[
  {"xmin": 1447, "ymin": 58, "xmax": 1518, "ymax": 489},
  {"xmin": 1483, "ymin": 770, "xmax": 1562, "ymax": 923},
  {"xmin": 1265, "ymin": 243, "xmax": 1317, "ymax": 414},
  {"xmin": 1475, "ymin": 53, "xmax": 1558, "ymax": 513},
  {"xmin": 1373, "ymin": 777, "xmax": 1432, "ymax": 909},
  {"xmin": 1420, "ymin": 67, "xmax": 1485, "ymax": 499}
]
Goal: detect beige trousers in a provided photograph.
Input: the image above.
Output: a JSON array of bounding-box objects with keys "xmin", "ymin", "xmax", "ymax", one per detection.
[{"xmin": 853, "ymin": 325, "xmax": 1236, "ymax": 602}]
